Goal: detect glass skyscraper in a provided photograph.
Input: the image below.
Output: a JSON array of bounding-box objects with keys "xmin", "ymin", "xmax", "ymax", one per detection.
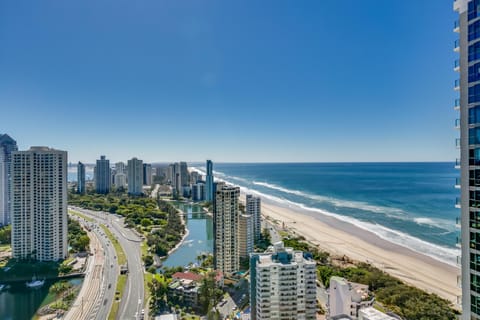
[{"xmin": 456, "ymin": 0, "xmax": 480, "ymax": 317}]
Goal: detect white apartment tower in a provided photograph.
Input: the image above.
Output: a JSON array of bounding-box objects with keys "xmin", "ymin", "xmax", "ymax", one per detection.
[
  {"xmin": 11, "ymin": 147, "xmax": 68, "ymax": 261},
  {"xmin": 0, "ymin": 134, "xmax": 17, "ymax": 226},
  {"xmin": 214, "ymin": 185, "xmax": 240, "ymax": 274},
  {"xmin": 238, "ymin": 213, "xmax": 254, "ymax": 259},
  {"xmin": 250, "ymin": 241, "xmax": 317, "ymax": 320},
  {"xmin": 246, "ymin": 194, "xmax": 261, "ymax": 241},
  {"xmin": 127, "ymin": 157, "xmax": 143, "ymax": 195}
]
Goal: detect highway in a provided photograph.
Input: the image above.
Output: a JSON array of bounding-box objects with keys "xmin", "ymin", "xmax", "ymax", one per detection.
[
  {"xmin": 65, "ymin": 212, "xmax": 118, "ymax": 320},
  {"xmin": 70, "ymin": 206, "xmax": 145, "ymax": 320}
]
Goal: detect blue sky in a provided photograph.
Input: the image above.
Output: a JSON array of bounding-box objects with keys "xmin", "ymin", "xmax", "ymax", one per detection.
[{"xmin": 0, "ymin": 1, "xmax": 458, "ymax": 163}]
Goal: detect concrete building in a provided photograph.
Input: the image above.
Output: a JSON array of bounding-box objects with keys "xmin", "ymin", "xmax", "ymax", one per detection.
[
  {"xmin": 214, "ymin": 185, "xmax": 240, "ymax": 274},
  {"xmin": 77, "ymin": 161, "xmax": 86, "ymax": 194},
  {"xmin": 115, "ymin": 161, "xmax": 126, "ymax": 174},
  {"xmin": 191, "ymin": 182, "xmax": 205, "ymax": 202},
  {"xmin": 250, "ymin": 241, "xmax": 317, "ymax": 320},
  {"xmin": 205, "ymin": 160, "xmax": 214, "ymax": 202},
  {"xmin": 127, "ymin": 157, "xmax": 143, "ymax": 195},
  {"xmin": 238, "ymin": 213, "xmax": 254, "ymax": 259},
  {"xmin": 143, "ymin": 163, "xmax": 152, "ymax": 186},
  {"xmin": 114, "ymin": 173, "xmax": 127, "ymax": 189},
  {"xmin": 246, "ymin": 194, "xmax": 261, "ymax": 242},
  {"xmin": 358, "ymin": 307, "xmax": 397, "ymax": 320},
  {"xmin": 327, "ymin": 276, "xmax": 374, "ymax": 319},
  {"xmin": 190, "ymin": 171, "xmax": 201, "ymax": 184},
  {"xmin": 94, "ymin": 155, "xmax": 111, "ymax": 194},
  {"xmin": 0, "ymin": 134, "xmax": 17, "ymax": 226},
  {"xmin": 11, "ymin": 147, "xmax": 68, "ymax": 261},
  {"xmin": 454, "ymin": 1, "xmax": 480, "ymax": 316}
]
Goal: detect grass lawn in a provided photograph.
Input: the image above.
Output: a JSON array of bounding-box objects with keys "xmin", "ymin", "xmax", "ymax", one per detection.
[
  {"xmin": 68, "ymin": 210, "xmax": 94, "ymax": 222},
  {"xmin": 100, "ymin": 224, "xmax": 126, "ymax": 265},
  {"xmin": 108, "ymin": 274, "xmax": 127, "ymax": 320}
]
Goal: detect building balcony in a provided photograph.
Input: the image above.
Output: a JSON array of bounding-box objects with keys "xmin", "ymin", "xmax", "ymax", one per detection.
[
  {"xmin": 456, "ymin": 236, "xmax": 461, "ymax": 248},
  {"xmin": 455, "ymin": 197, "xmax": 461, "ymax": 209},
  {"xmin": 454, "ymin": 59, "xmax": 460, "ymax": 72},
  {"xmin": 455, "ymin": 158, "xmax": 461, "ymax": 169},
  {"xmin": 454, "ymin": 79, "xmax": 460, "ymax": 90},
  {"xmin": 454, "ymin": 20, "xmax": 460, "ymax": 33},
  {"xmin": 455, "ymin": 39, "xmax": 460, "ymax": 52},
  {"xmin": 455, "ymin": 118, "xmax": 461, "ymax": 129},
  {"xmin": 457, "ymin": 255, "xmax": 461, "ymax": 267},
  {"xmin": 456, "ymin": 138, "xmax": 461, "ymax": 149},
  {"xmin": 456, "ymin": 216, "xmax": 460, "ymax": 227},
  {"xmin": 455, "ymin": 177, "xmax": 461, "ymax": 189},
  {"xmin": 455, "ymin": 99, "xmax": 460, "ymax": 110}
]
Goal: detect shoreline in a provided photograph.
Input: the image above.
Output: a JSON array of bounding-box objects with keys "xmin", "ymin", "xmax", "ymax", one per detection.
[{"xmin": 241, "ymin": 191, "xmax": 460, "ymax": 304}]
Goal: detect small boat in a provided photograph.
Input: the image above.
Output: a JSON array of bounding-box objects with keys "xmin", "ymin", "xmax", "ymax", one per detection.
[{"xmin": 26, "ymin": 276, "xmax": 45, "ymax": 288}]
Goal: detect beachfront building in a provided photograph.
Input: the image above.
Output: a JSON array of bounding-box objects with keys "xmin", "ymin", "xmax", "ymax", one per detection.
[
  {"xmin": 143, "ymin": 163, "xmax": 152, "ymax": 186},
  {"xmin": 11, "ymin": 147, "xmax": 68, "ymax": 261},
  {"xmin": 246, "ymin": 194, "xmax": 262, "ymax": 242},
  {"xmin": 238, "ymin": 213, "xmax": 254, "ymax": 259},
  {"xmin": 205, "ymin": 160, "xmax": 214, "ymax": 202},
  {"xmin": 454, "ymin": 0, "xmax": 480, "ymax": 317},
  {"xmin": 191, "ymin": 182, "xmax": 205, "ymax": 202},
  {"xmin": 128, "ymin": 157, "xmax": 143, "ymax": 195},
  {"xmin": 327, "ymin": 276, "xmax": 374, "ymax": 319},
  {"xmin": 115, "ymin": 161, "xmax": 126, "ymax": 174},
  {"xmin": 95, "ymin": 155, "xmax": 111, "ymax": 194},
  {"xmin": 357, "ymin": 307, "xmax": 397, "ymax": 320},
  {"xmin": 77, "ymin": 161, "xmax": 86, "ymax": 194},
  {"xmin": 250, "ymin": 241, "xmax": 317, "ymax": 320},
  {"xmin": 214, "ymin": 185, "xmax": 240, "ymax": 274},
  {"xmin": 0, "ymin": 134, "xmax": 17, "ymax": 226},
  {"xmin": 169, "ymin": 162, "xmax": 189, "ymax": 197}
]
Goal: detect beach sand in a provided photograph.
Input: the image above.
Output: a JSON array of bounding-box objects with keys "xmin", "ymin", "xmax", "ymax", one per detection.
[{"xmin": 249, "ymin": 194, "xmax": 460, "ymax": 305}]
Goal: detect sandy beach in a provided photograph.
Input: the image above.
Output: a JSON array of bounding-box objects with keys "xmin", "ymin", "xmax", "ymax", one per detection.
[{"xmin": 248, "ymin": 193, "xmax": 460, "ymax": 305}]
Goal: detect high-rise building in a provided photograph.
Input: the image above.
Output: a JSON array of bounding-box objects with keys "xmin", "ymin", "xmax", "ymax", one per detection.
[
  {"xmin": 11, "ymin": 147, "xmax": 68, "ymax": 261},
  {"xmin": 246, "ymin": 194, "xmax": 261, "ymax": 242},
  {"xmin": 114, "ymin": 173, "xmax": 127, "ymax": 189},
  {"xmin": 143, "ymin": 163, "xmax": 152, "ymax": 186},
  {"xmin": 192, "ymin": 182, "xmax": 205, "ymax": 202},
  {"xmin": 115, "ymin": 161, "xmax": 126, "ymax": 174},
  {"xmin": 214, "ymin": 185, "xmax": 240, "ymax": 274},
  {"xmin": 77, "ymin": 161, "xmax": 86, "ymax": 194},
  {"xmin": 455, "ymin": 1, "xmax": 480, "ymax": 316},
  {"xmin": 95, "ymin": 155, "xmax": 111, "ymax": 194},
  {"xmin": 0, "ymin": 134, "xmax": 17, "ymax": 226},
  {"xmin": 250, "ymin": 241, "xmax": 317, "ymax": 320},
  {"xmin": 205, "ymin": 160, "xmax": 214, "ymax": 202},
  {"xmin": 128, "ymin": 157, "xmax": 143, "ymax": 195},
  {"xmin": 238, "ymin": 213, "xmax": 254, "ymax": 259}
]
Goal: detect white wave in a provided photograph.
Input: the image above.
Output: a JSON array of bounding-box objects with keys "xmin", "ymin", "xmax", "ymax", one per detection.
[
  {"xmin": 414, "ymin": 217, "xmax": 459, "ymax": 231},
  {"xmin": 253, "ymin": 181, "xmax": 406, "ymax": 218}
]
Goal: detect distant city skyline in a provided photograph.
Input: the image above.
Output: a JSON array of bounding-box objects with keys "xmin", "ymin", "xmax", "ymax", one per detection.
[{"xmin": 1, "ymin": 1, "xmax": 457, "ymax": 162}]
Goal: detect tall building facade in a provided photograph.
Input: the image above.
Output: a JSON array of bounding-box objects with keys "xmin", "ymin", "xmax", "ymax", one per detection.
[
  {"xmin": 246, "ymin": 194, "xmax": 261, "ymax": 242},
  {"xmin": 143, "ymin": 163, "xmax": 152, "ymax": 186},
  {"xmin": 238, "ymin": 213, "xmax": 254, "ymax": 259},
  {"xmin": 205, "ymin": 160, "xmax": 214, "ymax": 202},
  {"xmin": 213, "ymin": 185, "xmax": 240, "ymax": 274},
  {"xmin": 11, "ymin": 147, "xmax": 68, "ymax": 261},
  {"xmin": 115, "ymin": 161, "xmax": 126, "ymax": 174},
  {"xmin": 0, "ymin": 134, "xmax": 17, "ymax": 226},
  {"xmin": 95, "ymin": 155, "xmax": 111, "ymax": 194},
  {"xmin": 114, "ymin": 173, "xmax": 127, "ymax": 189},
  {"xmin": 250, "ymin": 242, "xmax": 317, "ymax": 320},
  {"xmin": 77, "ymin": 161, "xmax": 86, "ymax": 194},
  {"xmin": 128, "ymin": 158, "xmax": 143, "ymax": 195},
  {"xmin": 455, "ymin": 1, "xmax": 480, "ymax": 317}
]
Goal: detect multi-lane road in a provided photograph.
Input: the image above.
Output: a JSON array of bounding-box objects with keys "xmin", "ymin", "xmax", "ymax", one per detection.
[
  {"xmin": 66, "ymin": 212, "xmax": 118, "ymax": 320},
  {"xmin": 70, "ymin": 206, "xmax": 145, "ymax": 320}
]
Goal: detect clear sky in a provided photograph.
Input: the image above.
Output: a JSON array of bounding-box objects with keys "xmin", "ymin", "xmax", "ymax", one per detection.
[{"xmin": 0, "ymin": 1, "xmax": 458, "ymax": 163}]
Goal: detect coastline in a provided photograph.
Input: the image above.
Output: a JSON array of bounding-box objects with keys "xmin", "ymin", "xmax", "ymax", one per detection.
[{"xmin": 244, "ymin": 192, "xmax": 460, "ymax": 304}]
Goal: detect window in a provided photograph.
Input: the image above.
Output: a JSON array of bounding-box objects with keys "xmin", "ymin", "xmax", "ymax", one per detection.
[
  {"xmin": 469, "ymin": 0, "xmax": 480, "ymax": 21},
  {"xmin": 469, "ymin": 20, "xmax": 480, "ymax": 41}
]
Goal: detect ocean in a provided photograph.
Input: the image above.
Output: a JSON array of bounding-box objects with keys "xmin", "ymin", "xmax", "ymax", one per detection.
[{"xmin": 191, "ymin": 162, "xmax": 460, "ymax": 266}]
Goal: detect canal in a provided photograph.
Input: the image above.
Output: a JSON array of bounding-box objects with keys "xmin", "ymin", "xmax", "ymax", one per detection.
[
  {"xmin": 162, "ymin": 202, "xmax": 214, "ymax": 268},
  {"xmin": 0, "ymin": 277, "xmax": 83, "ymax": 320}
]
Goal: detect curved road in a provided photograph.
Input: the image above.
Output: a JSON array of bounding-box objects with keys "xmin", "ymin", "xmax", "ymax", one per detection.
[{"xmin": 70, "ymin": 206, "xmax": 145, "ymax": 320}]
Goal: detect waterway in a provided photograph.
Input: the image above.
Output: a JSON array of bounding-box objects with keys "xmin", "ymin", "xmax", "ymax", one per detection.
[
  {"xmin": 0, "ymin": 278, "xmax": 83, "ymax": 320},
  {"xmin": 162, "ymin": 202, "xmax": 214, "ymax": 268}
]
